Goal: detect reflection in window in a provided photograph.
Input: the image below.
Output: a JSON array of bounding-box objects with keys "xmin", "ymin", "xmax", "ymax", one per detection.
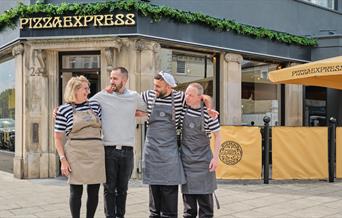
[
  {"xmin": 60, "ymin": 53, "xmax": 101, "ymax": 100},
  {"xmin": 62, "ymin": 55, "xmax": 100, "ymax": 69},
  {"xmin": 302, "ymin": 0, "xmax": 335, "ymax": 9},
  {"xmin": 176, "ymin": 60, "xmax": 185, "ymax": 74},
  {"xmin": 159, "ymin": 48, "xmax": 215, "ymax": 96},
  {"xmin": 241, "ymin": 60, "xmax": 280, "ymax": 126},
  {"xmin": 0, "ymin": 58, "xmax": 15, "ymax": 151}
]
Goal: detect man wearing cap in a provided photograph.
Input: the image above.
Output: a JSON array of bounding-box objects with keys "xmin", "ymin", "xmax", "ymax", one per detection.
[
  {"xmin": 180, "ymin": 83, "xmax": 221, "ymax": 218},
  {"xmin": 141, "ymin": 71, "xmax": 216, "ymax": 218}
]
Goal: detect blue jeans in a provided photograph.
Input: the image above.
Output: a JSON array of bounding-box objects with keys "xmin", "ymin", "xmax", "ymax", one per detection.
[{"xmin": 103, "ymin": 146, "xmax": 134, "ymax": 218}]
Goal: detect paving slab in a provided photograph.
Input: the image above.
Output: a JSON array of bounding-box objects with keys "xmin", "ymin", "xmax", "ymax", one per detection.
[{"xmin": 1, "ymin": 171, "xmax": 342, "ymax": 217}]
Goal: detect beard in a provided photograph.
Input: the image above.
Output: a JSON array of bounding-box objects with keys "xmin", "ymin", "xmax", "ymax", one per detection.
[
  {"xmin": 155, "ymin": 90, "xmax": 167, "ymax": 98},
  {"xmin": 111, "ymin": 82, "xmax": 124, "ymax": 93}
]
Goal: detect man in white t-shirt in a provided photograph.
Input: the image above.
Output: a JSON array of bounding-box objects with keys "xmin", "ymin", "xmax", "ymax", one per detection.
[{"xmin": 91, "ymin": 67, "xmax": 146, "ymax": 218}]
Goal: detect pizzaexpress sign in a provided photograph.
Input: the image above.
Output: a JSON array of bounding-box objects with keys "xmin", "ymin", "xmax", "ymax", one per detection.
[
  {"xmin": 20, "ymin": 13, "xmax": 135, "ymax": 29},
  {"xmin": 291, "ymin": 65, "xmax": 342, "ymax": 77}
]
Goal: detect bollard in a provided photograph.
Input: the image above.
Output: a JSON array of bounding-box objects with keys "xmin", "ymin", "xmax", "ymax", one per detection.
[
  {"xmin": 328, "ymin": 117, "xmax": 336, "ymax": 183},
  {"xmin": 263, "ymin": 116, "xmax": 271, "ymax": 184}
]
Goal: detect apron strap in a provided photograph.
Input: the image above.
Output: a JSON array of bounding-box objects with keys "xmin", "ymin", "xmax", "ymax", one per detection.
[
  {"xmin": 181, "ymin": 106, "xmax": 189, "ymax": 131},
  {"xmin": 69, "ymin": 137, "xmax": 102, "ymax": 141},
  {"xmin": 71, "ymin": 103, "xmax": 76, "ymax": 113},
  {"xmin": 148, "ymin": 92, "xmax": 157, "ymax": 123},
  {"xmin": 148, "ymin": 90, "xmax": 176, "ymax": 124},
  {"xmin": 85, "ymin": 102, "xmax": 101, "ymax": 136},
  {"xmin": 200, "ymin": 102, "xmax": 205, "ymax": 132},
  {"xmin": 86, "ymin": 101, "xmax": 101, "ymax": 123},
  {"xmin": 68, "ymin": 104, "xmax": 77, "ymax": 138},
  {"xmin": 213, "ymin": 191, "xmax": 220, "ymax": 209},
  {"xmin": 171, "ymin": 91, "xmax": 176, "ymax": 123}
]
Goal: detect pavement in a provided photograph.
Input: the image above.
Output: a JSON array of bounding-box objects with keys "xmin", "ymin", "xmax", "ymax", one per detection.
[
  {"xmin": 1, "ymin": 170, "xmax": 342, "ymax": 218},
  {"xmin": 0, "ymin": 151, "xmax": 13, "ymax": 173}
]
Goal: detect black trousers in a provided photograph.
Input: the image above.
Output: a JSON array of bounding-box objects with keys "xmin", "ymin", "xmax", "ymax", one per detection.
[
  {"xmin": 149, "ymin": 185, "xmax": 179, "ymax": 218},
  {"xmin": 103, "ymin": 146, "xmax": 134, "ymax": 218},
  {"xmin": 69, "ymin": 184, "xmax": 100, "ymax": 218},
  {"xmin": 183, "ymin": 194, "xmax": 214, "ymax": 218}
]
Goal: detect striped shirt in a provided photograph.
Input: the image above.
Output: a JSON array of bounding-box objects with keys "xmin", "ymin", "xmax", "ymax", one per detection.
[
  {"xmin": 54, "ymin": 101, "xmax": 102, "ymax": 136},
  {"xmin": 141, "ymin": 90, "xmax": 185, "ymax": 127},
  {"xmin": 180, "ymin": 105, "xmax": 220, "ymax": 137}
]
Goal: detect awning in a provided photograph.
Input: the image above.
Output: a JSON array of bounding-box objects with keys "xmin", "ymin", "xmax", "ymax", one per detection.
[{"xmin": 269, "ymin": 56, "xmax": 342, "ymax": 90}]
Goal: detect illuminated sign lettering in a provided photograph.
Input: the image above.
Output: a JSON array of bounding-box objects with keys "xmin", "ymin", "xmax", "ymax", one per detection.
[{"xmin": 20, "ymin": 13, "xmax": 136, "ymax": 29}]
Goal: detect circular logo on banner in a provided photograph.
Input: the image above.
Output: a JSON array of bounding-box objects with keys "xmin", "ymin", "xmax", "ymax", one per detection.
[
  {"xmin": 159, "ymin": 112, "xmax": 165, "ymax": 117},
  {"xmin": 219, "ymin": 141, "xmax": 243, "ymax": 165},
  {"xmin": 189, "ymin": 123, "xmax": 195, "ymax": 128}
]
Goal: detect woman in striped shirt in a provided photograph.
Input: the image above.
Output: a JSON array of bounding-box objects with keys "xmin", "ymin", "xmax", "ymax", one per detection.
[{"xmin": 54, "ymin": 75, "xmax": 105, "ymax": 218}]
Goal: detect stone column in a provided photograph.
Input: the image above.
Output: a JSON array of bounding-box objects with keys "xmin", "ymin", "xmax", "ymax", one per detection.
[
  {"xmin": 24, "ymin": 48, "xmax": 50, "ymax": 178},
  {"xmin": 220, "ymin": 53, "xmax": 243, "ymax": 125},
  {"xmin": 101, "ymin": 39, "xmax": 122, "ymax": 88},
  {"xmin": 285, "ymin": 84, "xmax": 303, "ymax": 126},
  {"xmin": 134, "ymin": 39, "xmax": 160, "ymax": 91},
  {"xmin": 46, "ymin": 50, "xmax": 58, "ymax": 177},
  {"xmin": 135, "ymin": 39, "xmax": 160, "ymax": 179},
  {"xmin": 12, "ymin": 44, "xmax": 25, "ymax": 179},
  {"xmin": 115, "ymin": 38, "xmax": 160, "ymax": 179}
]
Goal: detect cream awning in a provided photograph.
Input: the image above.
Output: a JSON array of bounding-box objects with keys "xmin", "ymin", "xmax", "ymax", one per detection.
[{"xmin": 269, "ymin": 56, "xmax": 342, "ymax": 89}]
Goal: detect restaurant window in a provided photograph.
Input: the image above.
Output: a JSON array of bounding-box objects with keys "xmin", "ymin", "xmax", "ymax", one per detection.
[
  {"xmin": 0, "ymin": 58, "xmax": 15, "ymax": 152},
  {"xmin": 177, "ymin": 60, "xmax": 186, "ymax": 74},
  {"xmin": 241, "ymin": 60, "xmax": 280, "ymax": 126},
  {"xmin": 159, "ymin": 48, "xmax": 215, "ymax": 96},
  {"xmin": 61, "ymin": 54, "xmax": 100, "ymax": 69}
]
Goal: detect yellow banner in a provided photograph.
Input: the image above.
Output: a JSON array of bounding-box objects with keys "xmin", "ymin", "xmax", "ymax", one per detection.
[
  {"xmin": 211, "ymin": 126, "xmax": 262, "ymax": 179},
  {"xmin": 272, "ymin": 127, "xmax": 328, "ymax": 179},
  {"xmin": 336, "ymin": 127, "xmax": 342, "ymax": 178}
]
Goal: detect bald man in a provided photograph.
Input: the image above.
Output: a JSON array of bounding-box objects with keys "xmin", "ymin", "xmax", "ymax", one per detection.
[{"xmin": 180, "ymin": 83, "xmax": 221, "ymax": 218}]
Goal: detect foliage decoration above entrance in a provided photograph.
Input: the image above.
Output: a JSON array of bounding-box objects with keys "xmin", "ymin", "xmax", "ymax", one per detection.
[{"xmin": 0, "ymin": 0, "xmax": 317, "ymax": 46}]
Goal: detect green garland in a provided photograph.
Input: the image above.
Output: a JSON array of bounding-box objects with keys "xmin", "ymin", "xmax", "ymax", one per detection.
[{"xmin": 0, "ymin": 0, "xmax": 317, "ymax": 46}]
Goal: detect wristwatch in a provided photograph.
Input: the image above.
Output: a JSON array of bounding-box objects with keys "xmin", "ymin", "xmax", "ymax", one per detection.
[{"xmin": 59, "ymin": 155, "xmax": 66, "ymax": 161}]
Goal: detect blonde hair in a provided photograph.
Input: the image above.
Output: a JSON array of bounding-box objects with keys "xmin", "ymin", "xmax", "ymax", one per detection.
[{"xmin": 64, "ymin": 75, "xmax": 89, "ymax": 103}]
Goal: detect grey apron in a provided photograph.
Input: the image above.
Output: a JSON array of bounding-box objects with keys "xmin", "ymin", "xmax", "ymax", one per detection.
[
  {"xmin": 64, "ymin": 104, "xmax": 106, "ymax": 185},
  {"xmin": 181, "ymin": 105, "xmax": 217, "ymax": 194},
  {"xmin": 142, "ymin": 92, "xmax": 186, "ymax": 185}
]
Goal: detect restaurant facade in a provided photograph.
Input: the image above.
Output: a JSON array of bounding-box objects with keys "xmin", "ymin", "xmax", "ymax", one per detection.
[{"xmin": 0, "ymin": 0, "xmax": 341, "ymax": 179}]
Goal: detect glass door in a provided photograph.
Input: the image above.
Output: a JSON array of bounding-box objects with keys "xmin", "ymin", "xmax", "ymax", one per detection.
[
  {"xmin": 59, "ymin": 51, "xmax": 101, "ymax": 104},
  {"xmin": 304, "ymin": 86, "xmax": 327, "ymax": 126}
]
